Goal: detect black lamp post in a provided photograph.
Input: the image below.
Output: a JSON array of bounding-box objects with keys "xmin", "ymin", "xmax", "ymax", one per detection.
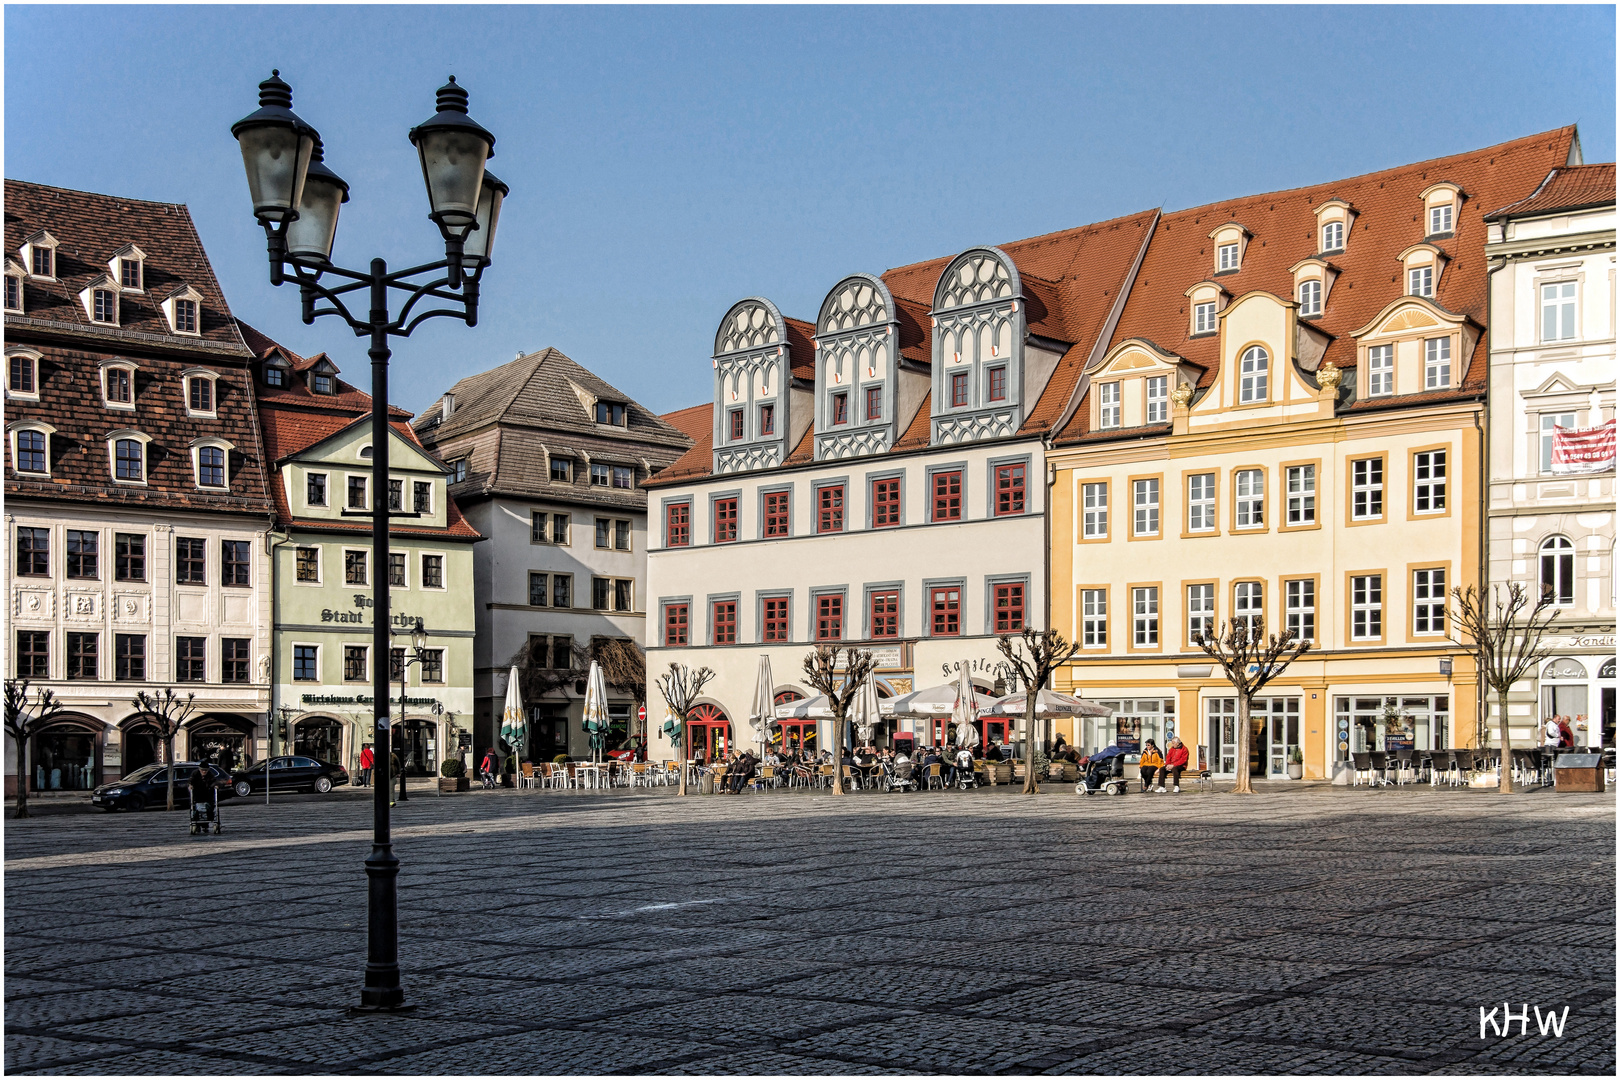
[
  {"xmin": 231, "ymin": 70, "xmax": 505, "ymax": 1014},
  {"xmin": 394, "ymin": 617, "xmax": 430, "ymax": 804}
]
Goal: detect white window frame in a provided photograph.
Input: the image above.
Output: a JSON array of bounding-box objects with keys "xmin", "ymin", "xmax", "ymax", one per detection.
[
  {"xmin": 1539, "ymin": 411, "xmax": 1579, "ymax": 474},
  {"xmin": 1428, "ymin": 204, "xmax": 1453, "ymax": 235},
  {"xmin": 343, "ymin": 547, "xmax": 370, "ymax": 587},
  {"xmin": 7, "ymin": 348, "xmax": 41, "ymax": 400},
  {"xmin": 1145, "ymin": 376, "xmax": 1167, "ymax": 424},
  {"xmin": 1409, "ymin": 266, "xmax": 1433, "ymax": 298},
  {"xmin": 1233, "ymin": 581, "xmax": 1264, "ymax": 636},
  {"xmin": 1132, "ymin": 586, "xmax": 1159, "ymax": 647},
  {"xmin": 1187, "ymin": 584, "xmax": 1214, "ymax": 643},
  {"xmin": 1285, "ymin": 465, "xmax": 1316, "ymax": 525},
  {"xmin": 305, "ymin": 471, "xmax": 329, "ymax": 508},
  {"xmin": 412, "ymin": 478, "xmax": 434, "ymax": 516},
  {"xmin": 1541, "ymin": 281, "xmax": 1577, "ymax": 342},
  {"xmin": 10, "ymin": 422, "xmax": 55, "ymax": 477},
  {"xmin": 420, "ymin": 553, "xmax": 447, "ymax": 591},
  {"xmin": 190, "ymin": 437, "xmax": 233, "ymax": 491},
  {"xmin": 90, "ymin": 285, "xmax": 119, "ymax": 325},
  {"xmin": 100, "ymin": 360, "xmax": 138, "ymax": 412},
  {"xmin": 387, "ymin": 548, "xmax": 410, "ymax": 590},
  {"xmin": 1285, "ymin": 579, "xmax": 1315, "ymax": 642},
  {"xmin": 1238, "ymin": 346, "xmax": 1268, "ymax": 403},
  {"xmin": 4, "ymin": 267, "xmax": 23, "ymax": 313},
  {"xmin": 1132, "ymin": 478, "xmax": 1159, "ymax": 537},
  {"xmin": 1298, "ymin": 279, "xmax": 1322, "ymax": 317},
  {"xmin": 26, "ymin": 234, "xmax": 58, "ymax": 281},
  {"xmin": 1351, "ymin": 458, "xmax": 1383, "ymax": 520},
  {"xmin": 1187, "ymin": 472, "xmax": 1216, "ymax": 533},
  {"xmin": 1194, "ymin": 301, "xmax": 1217, "ymax": 334},
  {"xmin": 1412, "ymin": 568, "xmax": 1446, "ymax": 636},
  {"xmin": 1423, "ymin": 337, "xmax": 1451, "ymax": 389},
  {"xmin": 1413, "ymin": 450, "xmax": 1446, "ymax": 514},
  {"xmin": 107, "ymin": 430, "xmax": 151, "ymax": 486},
  {"xmin": 342, "ymin": 643, "xmax": 371, "ymax": 684},
  {"xmin": 1367, "ymin": 344, "xmax": 1394, "ymax": 397},
  {"xmin": 291, "ymin": 642, "xmax": 321, "ymax": 682},
  {"xmin": 1081, "ymin": 482, "xmax": 1108, "ymax": 539},
  {"xmin": 1081, "ymin": 588, "xmax": 1108, "ymax": 648},
  {"xmin": 294, "ymin": 544, "xmax": 323, "ymax": 586},
  {"xmin": 1234, "ymin": 468, "xmax": 1264, "ymax": 529},
  {"xmin": 1098, "ymin": 382, "xmax": 1121, "ymax": 429},
  {"xmin": 1539, "ymin": 536, "xmax": 1575, "ymax": 606},
  {"xmin": 1350, "ymin": 574, "xmax": 1382, "ymax": 640},
  {"xmin": 182, "ymin": 369, "xmax": 220, "ymax": 418},
  {"xmin": 1217, "ymin": 242, "xmax": 1240, "ymax": 271},
  {"xmin": 345, "ymin": 473, "xmax": 370, "ymax": 511},
  {"xmin": 1321, "ymin": 221, "xmax": 1344, "ymax": 252}
]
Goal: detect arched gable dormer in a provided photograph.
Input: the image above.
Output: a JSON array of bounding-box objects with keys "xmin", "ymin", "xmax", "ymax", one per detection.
[
  {"xmin": 713, "ymin": 297, "xmax": 795, "ymax": 475},
  {"xmin": 1084, "ymin": 339, "xmax": 1199, "ymax": 432},
  {"xmin": 930, "ymin": 247, "xmax": 1026, "ymax": 446},
  {"xmin": 814, "ymin": 274, "xmax": 903, "ymax": 460},
  {"xmin": 1350, "ymin": 296, "xmax": 1477, "ymax": 401}
]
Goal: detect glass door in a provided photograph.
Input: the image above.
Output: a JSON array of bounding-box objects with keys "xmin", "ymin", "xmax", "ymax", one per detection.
[{"xmin": 1206, "ymin": 698, "xmax": 1238, "ymax": 774}]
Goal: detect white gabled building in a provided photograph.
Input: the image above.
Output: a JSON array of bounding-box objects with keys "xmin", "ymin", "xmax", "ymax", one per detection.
[
  {"xmin": 1484, "ymin": 159, "xmax": 1616, "ymax": 749},
  {"xmin": 642, "ymin": 212, "xmax": 1158, "ymax": 760}
]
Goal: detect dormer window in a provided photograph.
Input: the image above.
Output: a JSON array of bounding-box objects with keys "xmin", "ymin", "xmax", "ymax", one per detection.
[
  {"xmin": 92, "ymin": 287, "xmax": 119, "ymax": 324},
  {"xmin": 24, "ymin": 232, "xmax": 58, "ymax": 280},
  {"xmin": 311, "ymin": 372, "xmax": 335, "ymax": 395},
  {"xmin": 1298, "ymin": 279, "xmax": 1322, "ymax": 317},
  {"xmin": 1217, "ymin": 243, "xmax": 1239, "ymax": 271},
  {"xmin": 108, "ymin": 431, "xmax": 151, "ymax": 484},
  {"xmin": 8, "ymin": 349, "xmax": 40, "ymax": 398},
  {"xmin": 1409, "ymin": 266, "xmax": 1433, "ymax": 298},
  {"xmin": 549, "ymin": 457, "xmax": 572, "ymax": 483},
  {"xmin": 1429, "ymin": 204, "xmax": 1453, "ymax": 236},
  {"xmin": 1424, "ymin": 337, "xmax": 1451, "ymax": 389},
  {"xmin": 11, "ymin": 424, "xmax": 53, "ymax": 476},
  {"xmin": 1195, "ymin": 301, "xmax": 1217, "ymax": 334},
  {"xmin": 184, "ymin": 370, "xmax": 218, "ymax": 417},
  {"xmin": 1420, "ymin": 182, "xmax": 1461, "ymax": 239},
  {"xmin": 262, "ymin": 361, "xmax": 288, "ymax": 387},
  {"xmin": 5, "ymin": 263, "xmax": 24, "ymax": 313},
  {"xmin": 174, "ymin": 299, "xmax": 197, "ymax": 333},
  {"xmin": 1238, "ymin": 346, "xmax": 1269, "ymax": 404},
  {"xmin": 121, "ymin": 258, "xmax": 142, "ymax": 290},
  {"xmin": 191, "ymin": 438, "xmax": 233, "ymax": 490},
  {"xmin": 594, "ymin": 401, "xmax": 627, "ymax": 426},
  {"xmin": 1098, "ymin": 382, "xmax": 1121, "ymax": 429},
  {"xmin": 101, "ymin": 361, "xmax": 136, "ymax": 409},
  {"xmin": 1367, "ymin": 344, "xmax": 1394, "ymax": 397},
  {"xmin": 1146, "ymin": 376, "xmax": 1168, "ymax": 424},
  {"xmin": 1322, "ymin": 221, "xmax": 1344, "ymax": 252}
]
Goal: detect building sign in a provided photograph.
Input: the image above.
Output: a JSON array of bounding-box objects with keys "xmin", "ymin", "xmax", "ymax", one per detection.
[
  {"xmin": 1548, "ymin": 635, "xmax": 1617, "ymax": 650},
  {"xmin": 939, "ymin": 656, "xmax": 1010, "ymax": 679},
  {"xmin": 1551, "ymin": 420, "xmax": 1616, "ymax": 474},
  {"xmin": 321, "ymin": 597, "xmax": 427, "ymax": 627},
  {"xmin": 868, "ymin": 646, "xmax": 903, "ymax": 671},
  {"xmin": 301, "ymin": 693, "xmax": 442, "ymax": 707}
]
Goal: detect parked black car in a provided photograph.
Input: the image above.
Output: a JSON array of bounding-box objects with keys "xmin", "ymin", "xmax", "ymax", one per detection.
[
  {"xmin": 231, "ymin": 755, "xmax": 349, "ymax": 797},
  {"xmin": 91, "ymin": 762, "xmax": 235, "ymax": 812}
]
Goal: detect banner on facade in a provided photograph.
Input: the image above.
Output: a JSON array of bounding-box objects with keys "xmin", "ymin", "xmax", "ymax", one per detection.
[{"xmin": 1551, "ymin": 419, "xmax": 1615, "ymax": 474}]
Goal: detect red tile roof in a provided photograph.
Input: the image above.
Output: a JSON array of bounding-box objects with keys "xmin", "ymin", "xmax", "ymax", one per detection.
[
  {"xmin": 659, "ymin": 403, "xmax": 713, "ymax": 444},
  {"xmin": 237, "ymin": 319, "xmax": 414, "ymax": 419},
  {"xmin": 1054, "ymin": 127, "xmax": 1578, "ymax": 445},
  {"xmin": 1488, "ymin": 162, "xmax": 1615, "ymax": 219}
]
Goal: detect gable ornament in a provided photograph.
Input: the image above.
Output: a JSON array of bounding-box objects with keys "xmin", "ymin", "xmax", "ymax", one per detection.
[
  {"xmin": 1316, "ymin": 361, "xmax": 1342, "ymax": 391},
  {"xmin": 1170, "ymin": 382, "xmax": 1194, "ymax": 408}
]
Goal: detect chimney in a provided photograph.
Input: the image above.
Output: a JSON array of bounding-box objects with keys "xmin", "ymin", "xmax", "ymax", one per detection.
[{"xmin": 441, "ymin": 393, "xmax": 454, "ymax": 421}]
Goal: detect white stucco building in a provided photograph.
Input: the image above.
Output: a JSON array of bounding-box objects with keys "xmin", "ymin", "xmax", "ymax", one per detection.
[{"xmin": 1485, "ymin": 159, "xmax": 1616, "ymax": 749}]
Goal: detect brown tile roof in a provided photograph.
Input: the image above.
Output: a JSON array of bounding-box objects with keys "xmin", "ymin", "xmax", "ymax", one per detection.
[
  {"xmin": 5, "ymin": 180, "xmax": 250, "ymax": 355},
  {"xmin": 1488, "ymin": 162, "xmax": 1615, "ymax": 219},
  {"xmin": 1054, "ymin": 127, "xmax": 1577, "ymax": 445},
  {"xmin": 237, "ymin": 319, "xmax": 413, "ymax": 419}
]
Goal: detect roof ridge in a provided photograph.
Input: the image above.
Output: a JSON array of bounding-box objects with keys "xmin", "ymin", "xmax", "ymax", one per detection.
[
  {"xmin": 880, "ymin": 206, "xmax": 1162, "ymax": 280},
  {"xmin": 5, "ymin": 178, "xmax": 188, "ymax": 212}
]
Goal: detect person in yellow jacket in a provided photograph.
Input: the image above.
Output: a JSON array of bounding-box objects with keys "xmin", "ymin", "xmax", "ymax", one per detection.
[{"xmin": 1138, "ymin": 740, "xmax": 1165, "ymax": 792}]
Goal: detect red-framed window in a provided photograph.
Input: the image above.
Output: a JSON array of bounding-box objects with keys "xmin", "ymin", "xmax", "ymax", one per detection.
[
  {"xmin": 729, "ymin": 409, "xmax": 744, "ymax": 440},
  {"xmin": 815, "ymin": 593, "xmax": 843, "ymax": 641},
  {"xmin": 950, "ymin": 372, "xmax": 969, "ymax": 407},
  {"xmin": 763, "ymin": 491, "xmax": 790, "ymax": 537},
  {"xmin": 994, "ymin": 582, "xmax": 1025, "ymax": 632},
  {"xmin": 664, "ymin": 602, "xmax": 689, "ymax": 646},
  {"xmin": 817, "ymin": 484, "xmax": 844, "ymax": 534},
  {"xmin": 995, "ymin": 463, "xmax": 1026, "ymax": 516},
  {"xmin": 666, "ymin": 503, "xmax": 690, "ymax": 547},
  {"xmin": 759, "ymin": 404, "xmax": 775, "ymax": 435},
  {"xmin": 987, "ymin": 366, "xmax": 1007, "ymax": 402},
  {"xmin": 712, "ymin": 600, "xmax": 737, "ymax": 644},
  {"xmin": 870, "ymin": 589, "xmax": 899, "ymax": 639},
  {"xmin": 872, "ymin": 478, "xmax": 901, "ymax": 527},
  {"xmin": 763, "ymin": 597, "xmax": 790, "ymax": 642},
  {"xmin": 777, "ymin": 719, "xmax": 816, "ymax": 754},
  {"xmin": 831, "ymin": 392, "xmax": 848, "ymax": 425},
  {"xmin": 686, "ymin": 705, "xmax": 730, "ymax": 761},
  {"xmin": 980, "ymin": 718, "xmax": 1010, "ymax": 747},
  {"xmin": 932, "ymin": 470, "xmax": 962, "ymax": 522},
  {"xmin": 931, "ymin": 587, "xmax": 961, "ymax": 637},
  {"xmin": 866, "ymin": 386, "xmax": 882, "ymax": 420},
  {"xmin": 713, "ymin": 497, "xmax": 738, "ymax": 543}
]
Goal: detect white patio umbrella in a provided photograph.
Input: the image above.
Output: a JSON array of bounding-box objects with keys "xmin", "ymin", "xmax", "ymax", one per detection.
[
  {"xmin": 747, "ymin": 655, "xmax": 775, "ymax": 760},
  {"xmin": 499, "ymin": 666, "xmax": 526, "ymax": 774},
  {"xmin": 987, "ymin": 689, "xmax": 1113, "ymax": 718},
  {"xmin": 888, "ymin": 682, "xmax": 994, "ymax": 718},
  {"xmin": 582, "ymin": 661, "xmax": 611, "ymax": 763},
  {"xmin": 775, "ymin": 694, "xmax": 834, "ymax": 720},
  {"xmin": 850, "ymin": 675, "xmax": 883, "ymax": 745},
  {"xmin": 951, "ymin": 663, "xmax": 981, "ymax": 749}
]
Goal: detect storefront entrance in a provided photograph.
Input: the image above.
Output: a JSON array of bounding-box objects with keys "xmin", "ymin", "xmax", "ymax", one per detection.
[
  {"xmin": 294, "ymin": 717, "xmax": 344, "ymax": 765},
  {"xmin": 1542, "ymin": 656, "xmax": 1613, "ymax": 748},
  {"xmin": 122, "ymin": 723, "xmax": 161, "ymax": 775},
  {"xmin": 189, "ymin": 719, "xmax": 249, "ymax": 771},
  {"xmin": 686, "ymin": 704, "xmax": 730, "ymax": 761},
  {"xmin": 1333, "ymin": 696, "xmax": 1450, "ymax": 764},
  {"xmin": 529, "ymin": 711, "xmax": 568, "ymax": 761},
  {"xmin": 1207, "ymin": 697, "xmax": 1301, "ymax": 777},
  {"xmin": 32, "ymin": 724, "xmax": 98, "ymax": 791},
  {"xmin": 777, "ymin": 720, "xmax": 816, "ymax": 754},
  {"xmin": 400, "ymin": 719, "xmax": 438, "ymax": 776}
]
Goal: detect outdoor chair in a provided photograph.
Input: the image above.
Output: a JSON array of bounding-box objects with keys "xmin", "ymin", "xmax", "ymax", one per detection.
[
  {"xmin": 755, "ymin": 765, "xmax": 776, "ymax": 791},
  {"xmin": 1367, "ymin": 751, "xmax": 1393, "ymax": 788},
  {"xmin": 629, "ymin": 762, "xmax": 648, "ymax": 787},
  {"xmin": 519, "ymin": 762, "xmax": 537, "ymax": 789},
  {"xmin": 1452, "ymin": 749, "xmax": 1477, "ymax": 786},
  {"xmin": 1393, "ymin": 749, "xmax": 1417, "ymax": 785},
  {"xmin": 1350, "ymin": 752, "xmax": 1374, "ymax": 787},
  {"xmin": 817, "ymin": 764, "xmax": 836, "ymax": 789},
  {"xmin": 925, "ymin": 763, "xmax": 944, "ymax": 791}
]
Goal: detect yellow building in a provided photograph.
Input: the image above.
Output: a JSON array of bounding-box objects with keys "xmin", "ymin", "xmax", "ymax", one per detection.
[{"xmin": 1047, "ymin": 129, "xmax": 1580, "ymax": 781}]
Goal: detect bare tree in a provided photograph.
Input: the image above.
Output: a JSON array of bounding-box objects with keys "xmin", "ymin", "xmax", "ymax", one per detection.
[
  {"xmin": 592, "ymin": 637, "xmax": 647, "ymax": 741},
  {"xmin": 1193, "ymin": 619, "xmax": 1311, "ymax": 794},
  {"xmin": 131, "ymin": 689, "xmax": 197, "ymax": 812},
  {"xmin": 1448, "ymin": 583, "xmax": 1559, "ymax": 794},
  {"xmin": 5, "ymin": 680, "xmax": 65, "ymax": 819},
  {"xmin": 801, "ymin": 645, "xmax": 877, "ymax": 797},
  {"xmin": 996, "ymin": 628, "xmax": 1083, "ymax": 795},
  {"xmin": 655, "ymin": 662, "xmax": 715, "ymax": 796}
]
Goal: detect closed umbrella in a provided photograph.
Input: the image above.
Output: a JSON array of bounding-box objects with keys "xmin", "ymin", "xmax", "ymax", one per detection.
[
  {"xmin": 850, "ymin": 675, "xmax": 882, "ymax": 745},
  {"xmin": 500, "ymin": 666, "xmax": 526, "ymax": 779},
  {"xmin": 582, "ymin": 661, "xmax": 611, "ymax": 763},
  {"xmin": 747, "ymin": 655, "xmax": 775, "ymax": 760},
  {"xmin": 951, "ymin": 663, "xmax": 981, "ymax": 750}
]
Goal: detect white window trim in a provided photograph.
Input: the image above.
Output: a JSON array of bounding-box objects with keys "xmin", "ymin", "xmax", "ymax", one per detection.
[
  {"xmin": 1427, "ymin": 204, "xmax": 1454, "ymax": 236},
  {"xmin": 81, "ymin": 277, "xmax": 121, "ymax": 326},
  {"xmin": 1234, "ymin": 581, "xmax": 1264, "ymax": 634},
  {"xmin": 1350, "ymin": 458, "xmax": 1384, "ymax": 520},
  {"xmin": 109, "ymin": 244, "xmax": 147, "ymax": 293},
  {"xmin": 1081, "ymin": 588, "xmax": 1108, "ymax": 649},
  {"xmin": 1098, "ymin": 381, "xmax": 1121, "ymax": 429},
  {"xmin": 342, "ymin": 547, "xmax": 370, "ymax": 588},
  {"xmin": 4, "ymin": 263, "xmax": 25, "ymax": 313},
  {"xmin": 1285, "ymin": 465, "xmax": 1316, "ymax": 525},
  {"xmin": 22, "ymin": 231, "xmax": 58, "ymax": 282},
  {"xmin": 106, "ymin": 429, "xmax": 152, "ymax": 486},
  {"xmin": 1321, "ymin": 221, "xmax": 1344, "ymax": 253},
  {"xmin": 1412, "ymin": 568, "xmax": 1447, "ymax": 636},
  {"xmin": 1298, "ymin": 279, "xmax": 1322, "ymax": 317},
  {"xmin": 1285, "ymin": 579, "xmax": 1316, "ymax": 643},
  {"xmin": 1238, "ymin": 346, "xmax": 1269, "ymax": 404},
  {"xmin": 304, "ymin": 470, "xmax": 330, "ymax": 510},
  {"xmin": 1539, "ymin": 280, "xmax": 1579, "ymax": 344},
  {"xmin": 1366, "ymin": 344, "xmax": 1394, "ymax": 398},
  {"xmin": 163, "ymin": 287, "xmax": 205, "ymax": 337},
  {"xmin": 1423, "ymin": 337, "xmax": 1452, "ymax": 390},
  {"xmin": 419, "ymin": 552, "xmax": 447, "ymax": 591},
  {"xmin": 1081, "ymin": 482, "xmax": 1108, "ymax": 540},
  {"xmin": 9, "ymin": 420, "xmax": 56, "ymax": 477},
  {"xmin": 1217, "ymin": 243, "xmax": 1240, "ymax": 272},
  {"xmin": 291, "ymin": 642, "xmax": 322, "ymax": 682},
  {"xmin": 1194, "ymin": 301, "xmax": 1217, "ymax": 335},
  {"xmin": 1133, "ymin": 478, "xmax": 1160, "ymax": 537},
  {"xmin": 189, "ymin": 436, "xmax": 234, "ymax": 491},
  {"xmin": 181, "ymin": 368, "xmax": 220, "ymax": 418},
  {"xmin": 6, "ymin": 347, "xmax": 42, "ymax": 401},
  {"xmin": 1187, "ymin": 584, "xmax": 1215, "ymax": 642},
  {"xmin": 1188, "ymin": 472, "xmax": 1216, "ymax": 533},
  {"xmin": 1408, "ymin": 265, "xmax": 1434, "ymax": 298},
  {"xmin": 100, "ymin": 359, "xmax": 138, "ymax": 412},
  {"xmin": 388, "ymin": 548, "xmax": 411, "ymax": 590},
  {"xmin": 344, "ymin": 472, "xmax": 370, "ymax": 511},
  {"xmin": 1145, "ymin": 376, "xmax": 1168, "ymax": 424},
  {"xmin": 411, "ymin": 477, "xmax": 435, "ymax": 516},
  {"xmin": 1132, "ymin": 586, "xmax": 1159, "ymax": 648},
  {"xmin": 341, "ymin": 643, "xmax": 371, "ymax": 684},
  {"xmin": 294, "ymin": 544, "xmax": 324, "ymax": 587},
  {"xmin": 1350, "ymin": 574, "xmax": 1382, "ymax": 640},
  {"xmin": 1234, "ymin": 469, "xmax": 1265, "ymax": 530}
]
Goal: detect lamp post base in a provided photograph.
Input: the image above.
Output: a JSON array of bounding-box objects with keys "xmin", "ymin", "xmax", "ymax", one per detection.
[{"xmin": 348, "ymin": 1002, "xmax": 417, "ymax": 1016}]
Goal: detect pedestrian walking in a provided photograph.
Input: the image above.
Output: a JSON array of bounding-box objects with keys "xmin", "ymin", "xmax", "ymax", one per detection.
[{"xmin": 358, "ymin": 744, "xmax": 374, "ymax": 787}]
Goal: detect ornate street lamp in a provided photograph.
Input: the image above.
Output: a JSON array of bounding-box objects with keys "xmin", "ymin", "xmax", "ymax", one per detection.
[{"xmin": 231, "ymin": 70, "xmax": 505, "ymax": 1015}]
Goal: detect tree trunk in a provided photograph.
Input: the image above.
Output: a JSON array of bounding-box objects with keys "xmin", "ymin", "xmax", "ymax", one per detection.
[
  {"xmin": 832, "ymin": 713, "xmax": 847, "ymax": 796},
  {"xmin": 1021, "ymin": 687, "xmax": 1040, "ymax": 794},
  {"xmin": 1497, "ymin": 687, "xmax": 1515, "ymax": 794},
  {"xmin": 1232, "ymin": 695, "xmax": 1254, "ymax": 794},
  {"xmin": 165, "ymin": 734, "xmax": 176, "ymax": 811},
  {"xmin": 14, "ymin": 734, "xmax": 29, "ymax": 819},
  {"xmin": 678, "ymin": 735, "xmax": 688, "ymax": 796}
]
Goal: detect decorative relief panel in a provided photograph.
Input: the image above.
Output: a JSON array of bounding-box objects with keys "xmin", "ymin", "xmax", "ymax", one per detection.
[
  {"xmin": 62, "ymin": 589, "xmax": 101, "ymax": 621},
  {"xmin": 111, "ymin": 592, "xmax": 151, "ymax": 623},
  {"xmin": 716, "ymin": 300, "xmax": 783, "ymax": 354},
  {"xmin": 817, "ymin": 429, "xmax": 893, "ymax": 460},
  {"xmin": 717, "ymin": 444, "xmax": 782, "ymax": 474},
  {"xmin": 821, "ymin": 280, "xmax": 889, "ymax": 333},
  {"xmin": 13, "ymin": 587, "xmax": 54, "ymax": 621},
  {"xmin": 933, "ymin": 410, "xmax": 1020, "ymax": 445},
  {"xmin": 936, "ymin": 252, "xmax": 1016, "ymax": 310}
]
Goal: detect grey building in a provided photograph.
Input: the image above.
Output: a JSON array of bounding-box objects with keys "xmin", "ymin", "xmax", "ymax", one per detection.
[{"xmin": 414, "ymin": 349, "xmax": 691, "ymax": 760}]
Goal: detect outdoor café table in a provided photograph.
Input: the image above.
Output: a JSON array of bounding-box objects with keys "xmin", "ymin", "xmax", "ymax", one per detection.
[{"xmin": 575, "ymin": 762, "xmax": 607, "ymax": 789}]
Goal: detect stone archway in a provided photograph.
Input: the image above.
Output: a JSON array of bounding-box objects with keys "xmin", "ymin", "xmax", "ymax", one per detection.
[
  {"xmin": 186, "ymin": 715, "xmax": 256, "ymax": 772},
  {"xmin": 32, "ymin": 715, "xmax": 104, "ymax": 792},
  {"xmin": 293, "ymin": 715, "xmax": 345, "ymax": 765}
]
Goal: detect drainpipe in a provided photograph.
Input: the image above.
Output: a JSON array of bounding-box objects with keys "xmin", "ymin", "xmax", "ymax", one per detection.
[{"xmin": 1481, "ymin": 250, "xmax": 1507, "ymax": 750}]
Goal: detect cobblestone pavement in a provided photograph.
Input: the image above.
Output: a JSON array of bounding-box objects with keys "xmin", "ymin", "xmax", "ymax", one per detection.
[{"xmin": 5, "ymin": 784, "xmax": 1614, "ymax": 1075}]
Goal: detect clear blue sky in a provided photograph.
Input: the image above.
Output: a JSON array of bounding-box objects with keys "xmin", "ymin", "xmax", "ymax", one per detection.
[{"xmin": 7, "ymin": 6, "xmax": 1613, "ymax": 416}]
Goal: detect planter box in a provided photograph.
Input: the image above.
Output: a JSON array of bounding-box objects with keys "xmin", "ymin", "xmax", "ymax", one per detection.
[
  {"xmin": 438, "ymin": 777, "xmax": 469, "ymax": 793},
  {"xmin": 1554, "ymin": 754, "xmax": 1604, "ymax": 792},
  {"xmin": 984, "ymin": 763, "xmax": 1012, "ymax": 785},
  {"xmin": 1047, "ymin": 762, "xmax": 1077, "ymax": 783}
]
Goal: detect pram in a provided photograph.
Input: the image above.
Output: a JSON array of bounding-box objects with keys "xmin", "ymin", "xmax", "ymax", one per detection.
[
  {"xmin": 883, "ymin": 759, "xmax": 918, "ymax": 793},
  {"xmin": 188, "ymin": 786, "xmax": 222, "ymax": 835},
  {"xmin": 1076, "ymin": 745, "xmax": 1130, "ymax": 796},
  {"xmin": 951, "ymin": 750, "xmax": 978, "ymax": 791}
]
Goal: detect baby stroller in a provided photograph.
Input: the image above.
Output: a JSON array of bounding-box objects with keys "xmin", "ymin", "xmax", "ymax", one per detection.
[
  {"xmin": 188, "ymin": 780, "xmax": 222, "ymax": 836},
  {"xmin": 884, "ymin": 759, "xmax": 918, "ymax": 793},
  {"xmin": 1077, "ymin": 746, "xmax": 1130, "ymax": 796},
  {"xmin": 951, "ymin": 749, "xmax": 979, "ymax": 791}
]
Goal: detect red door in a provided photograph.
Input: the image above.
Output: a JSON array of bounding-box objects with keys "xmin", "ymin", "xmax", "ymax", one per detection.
[{"xmin": 686, "ymin": 704, "xmax": 730, "ymax": 761}]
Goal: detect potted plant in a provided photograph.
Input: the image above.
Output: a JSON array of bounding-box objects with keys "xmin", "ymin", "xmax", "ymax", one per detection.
[
  {"xmin": 439, "ymin": 758, "xmax": 468, "ymax": 793},
  {"xmin": 1286, "ymin": 745, "xmax": 1304, "ymax": 781}
]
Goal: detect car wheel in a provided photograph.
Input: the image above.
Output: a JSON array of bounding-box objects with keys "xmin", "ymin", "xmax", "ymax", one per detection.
[
  {"xmin": 125, "ymin": 795, "xmax": 146, "ymax": 813},
  {"xmin": 314, "ymin": 776, "xmax": 333, "ymax": 794},
  {"xmin": 234, "ymin": 780, "xmax": 253, "ymax": 798}
]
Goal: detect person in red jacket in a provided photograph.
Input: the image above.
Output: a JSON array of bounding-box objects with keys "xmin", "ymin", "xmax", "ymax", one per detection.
[
  {"xmin": 1163, "ymin": 737, "xmax": 1191, "ymax": 793},
  {"xmin": 358, "ymin": 744, "xmax": 374, "ymax": 787}
]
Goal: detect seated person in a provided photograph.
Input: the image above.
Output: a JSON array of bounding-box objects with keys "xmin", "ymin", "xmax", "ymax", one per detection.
[
  {"xmin": 1138, "ymin": 740, "xmax": 1165, "ymax": 792},
  {"xmin": 1163, "ymin": 737, "xmax": 1190, "ymax": 792}
]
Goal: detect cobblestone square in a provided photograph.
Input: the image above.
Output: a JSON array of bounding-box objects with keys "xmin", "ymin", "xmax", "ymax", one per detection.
[{"xmin": 5, "ymin": 785, "xmax": 1614, "ymax": 1074}]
